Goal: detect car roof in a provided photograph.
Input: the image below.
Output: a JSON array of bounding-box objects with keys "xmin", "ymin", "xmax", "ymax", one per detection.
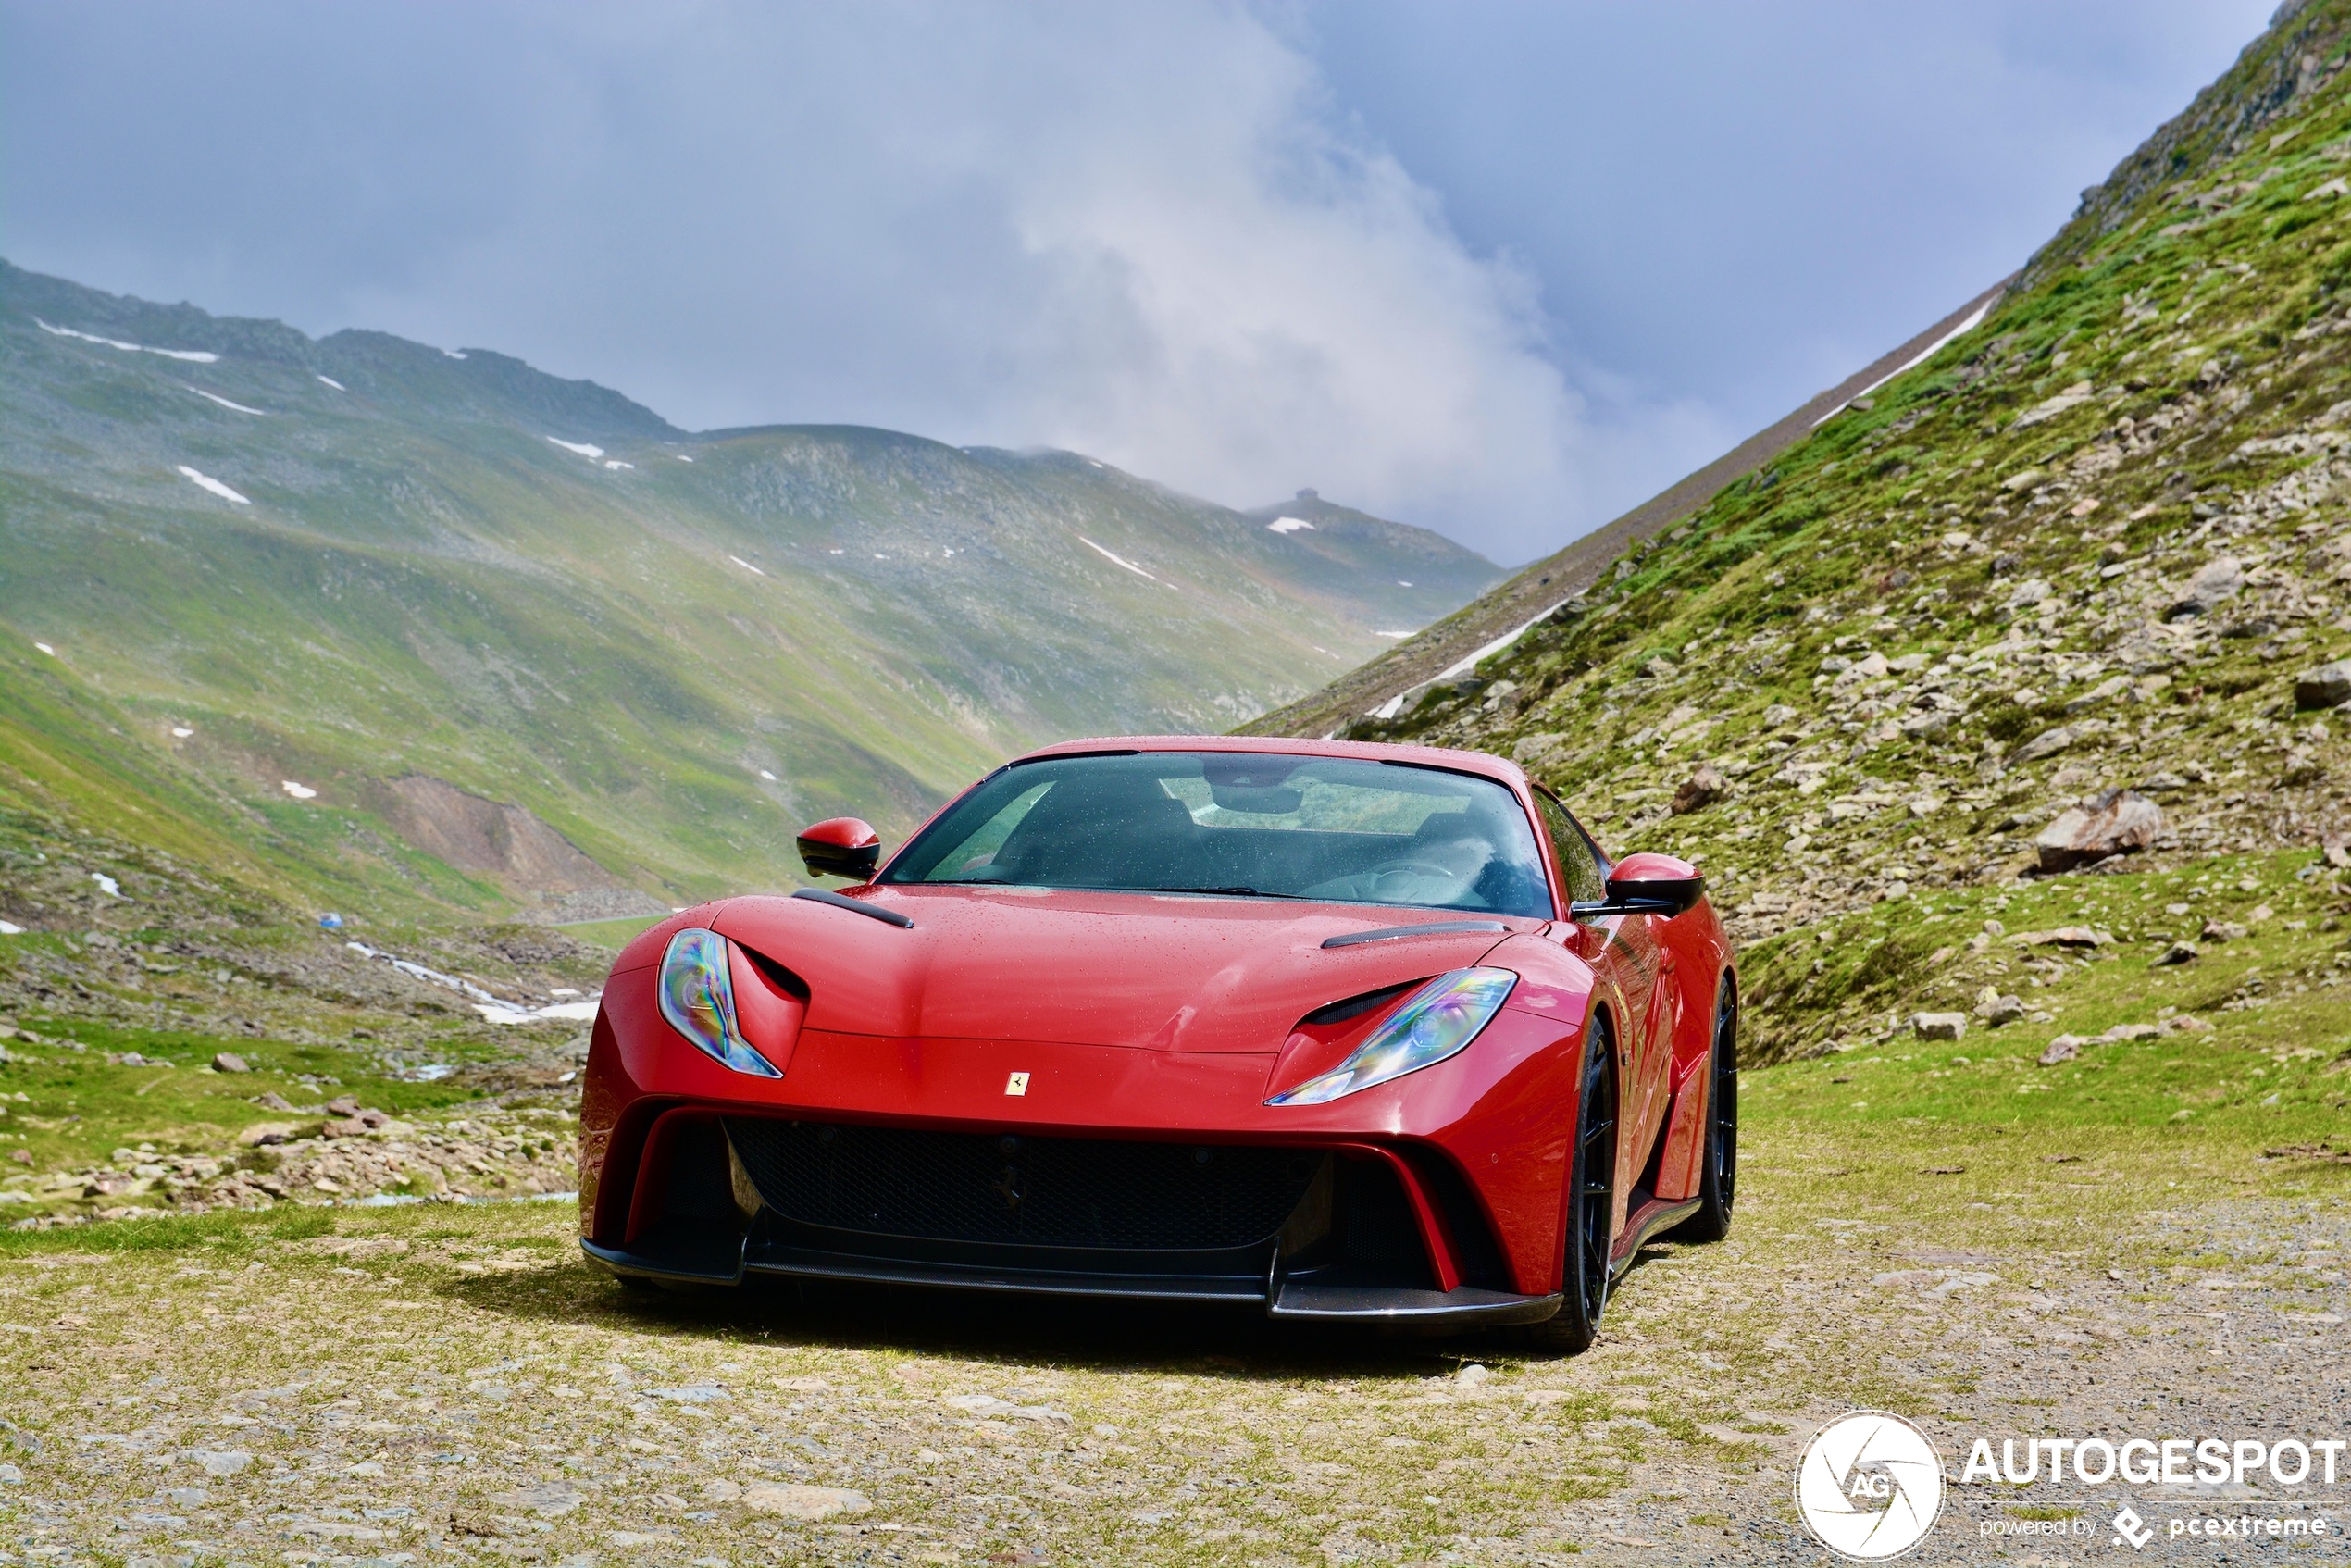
[{"xmin": 1012, "ymin": 734, "xmax": 1533, "ymax": 792}]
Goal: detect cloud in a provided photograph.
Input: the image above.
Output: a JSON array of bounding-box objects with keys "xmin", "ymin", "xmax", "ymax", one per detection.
[
  {"xmin": 1, "ymin": 1, "xmax": 2273, "ymax": 564},
  {"xmin": 4, "ymin": 1, "xmax": 1666, "ymax": 562}
]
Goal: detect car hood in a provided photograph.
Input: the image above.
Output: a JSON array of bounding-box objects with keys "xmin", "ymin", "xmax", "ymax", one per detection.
[{"xmin": 709, "ymin": 886, "xmax": 1549, "ymax": 1052}]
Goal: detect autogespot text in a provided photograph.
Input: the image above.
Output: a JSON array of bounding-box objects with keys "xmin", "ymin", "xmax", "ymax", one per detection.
[{"xmin": 1960, "ymin": 1436, "xmax": 2349, "ymax": 1487}]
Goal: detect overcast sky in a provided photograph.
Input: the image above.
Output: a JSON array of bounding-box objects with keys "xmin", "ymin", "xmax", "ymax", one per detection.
[{"xmin": 3, "ymin": 1, "xmax": 2278, "ymax": 563}]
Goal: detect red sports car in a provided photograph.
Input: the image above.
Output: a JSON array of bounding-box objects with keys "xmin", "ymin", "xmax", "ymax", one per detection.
[{"xmin": 578, "ymin": 736, "xmax": 1737, "ymax": 1350}]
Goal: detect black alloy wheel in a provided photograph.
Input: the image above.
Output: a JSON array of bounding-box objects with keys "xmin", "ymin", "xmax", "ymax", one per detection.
[
  {"xmin": 1521, "ymin": 1013, "xmax": 1618, "ymax": 1353},
  {"xmin": 1672, "ymin": 977, "xmax": 1739, "ymax": 1243}
]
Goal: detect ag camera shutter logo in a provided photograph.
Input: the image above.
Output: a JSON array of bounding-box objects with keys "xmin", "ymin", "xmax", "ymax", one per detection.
[{"xmin": 1796, "ymin": 1411, "xmax": 1946, "ymax": 1560}]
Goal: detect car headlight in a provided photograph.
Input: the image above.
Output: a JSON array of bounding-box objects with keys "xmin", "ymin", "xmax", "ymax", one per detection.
[
  {"xmin": 657, "ymin": 927, "xmax": 782, "ymax": 1078},
  {"xmin": 1267, "ymin": 966, "xmax": 1516, "ymax": 1105}
]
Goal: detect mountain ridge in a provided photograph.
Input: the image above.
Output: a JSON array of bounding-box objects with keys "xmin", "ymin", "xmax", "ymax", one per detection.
[{"xmin": 0, "ymin": 260, "xmax": 1500, "ymax": 927}]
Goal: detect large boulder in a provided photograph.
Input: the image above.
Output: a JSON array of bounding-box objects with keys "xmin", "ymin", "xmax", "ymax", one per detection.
[
  {"xmin": 2166, "ymin": 555, "xmax": 2244, "ymax": 619},
  {"xmin": 1671, "ymin": 763, "xmax": 1726, "ymax": 815},
  {"xmin": 2034, "ymin": 790, "xmax": 2167, "ymax": 873},
  {"xmin": 2295, "ymin": 658, "xmax": 2351, "ymax": 709}
]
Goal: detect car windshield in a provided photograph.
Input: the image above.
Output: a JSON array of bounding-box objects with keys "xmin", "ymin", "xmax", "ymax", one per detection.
[{"xmin": 881, "ymin": 751, "xmax": 1552, "ymax": 917}]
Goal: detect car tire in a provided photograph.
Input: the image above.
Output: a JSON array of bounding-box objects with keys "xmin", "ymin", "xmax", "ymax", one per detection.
[
  {"xmin": 1516, "ymin": 1012, "xmax": 1618, "ymax": 1354},
  {"xmin": 1668, "ymin": 977, "xmax": 1738, "ymax": 1244}
]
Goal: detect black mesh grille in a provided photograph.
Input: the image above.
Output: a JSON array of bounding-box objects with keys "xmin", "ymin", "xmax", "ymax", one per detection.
[
  {"xmin": 726, "ymin": 1119, "xmax": 1321, "ymax": 1251},
  {"xmin": 1336, "ymin": 1158, "xmax": 1425, "ymax": 1268}
]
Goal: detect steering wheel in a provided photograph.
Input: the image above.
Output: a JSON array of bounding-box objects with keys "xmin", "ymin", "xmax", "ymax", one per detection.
[{"xmin": 1369, "ymin": 860, "xmax": 1465, "ymax": 898}]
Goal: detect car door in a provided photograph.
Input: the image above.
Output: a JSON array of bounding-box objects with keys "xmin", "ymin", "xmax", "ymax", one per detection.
[{"xmin": 1533, "ymin": 792, "xmax": 1670, "ymax": 1216}]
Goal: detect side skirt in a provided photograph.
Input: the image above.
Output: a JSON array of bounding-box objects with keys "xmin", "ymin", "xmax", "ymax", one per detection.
[
  {"xmin": 1270, "ymin": 1281, "xmax": 1563, "ymax": 1327},
  {"xmin": 1610, "ymin": 1193, "xmax": 1701, "ymax": 1279}
]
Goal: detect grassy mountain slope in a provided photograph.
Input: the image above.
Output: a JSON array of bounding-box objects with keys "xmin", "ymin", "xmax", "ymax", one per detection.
[
  {"xmin": 1242, "ymin": 281, "xmax": 2013, "ymax": 740},
  {"xmin": 1317, "ymin": 0, "xmax": 2351, "ymax": 1074},
  {"xmin": 0, "ymin": 263, "xmax": 1499, "ymax": 923}
]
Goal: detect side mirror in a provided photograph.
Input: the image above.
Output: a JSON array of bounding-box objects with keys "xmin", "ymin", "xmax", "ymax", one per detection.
[
  {"xmin": 1572, "ymin": 852, "xmax": 1705, "ymax": 918},
  {"xmin": 797, "ymin": 816, "xmax": 881, "ymax": 881}
]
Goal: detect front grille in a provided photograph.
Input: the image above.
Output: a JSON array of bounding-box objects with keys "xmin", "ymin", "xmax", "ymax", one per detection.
[{"xmin": 726, "ymin": 1119, "xmax": 1320, "ymax": 1251}]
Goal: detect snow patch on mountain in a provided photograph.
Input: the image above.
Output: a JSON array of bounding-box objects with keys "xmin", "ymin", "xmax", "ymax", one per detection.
[
  {"xmin": 190, "ymin": 387, "xmax": 267, "ymax": 416},
  {"xmin": 1078, "ymin": 536, "xmax": 1156, "ymax": 580},
  {"xmin": 176, "ymin": 466, "xmax": 251, "ymax": 504},
  {"xmin": 35, "ymin": 317, "xmax": 218, "ymax": 363}
]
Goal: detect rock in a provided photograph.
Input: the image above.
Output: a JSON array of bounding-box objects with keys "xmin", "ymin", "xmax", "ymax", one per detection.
[
  {"xmin": 1985, "ymin": 995, "xmax": 2026, "ymax": 1027},
  {"xmin": 325, "ymin": 1096, "xmax": 360, "ymax": 1117},
  {"xmin": 449, "ymin": 1510, "xmax": 511, "ymax": 1538},
  {"xmin": 2034, "ymin": 790, "xmax": 2166, "ymax": 873},
  {"xmin": 740, "ymin": 1484, "xmax": 870, "ymax": 1521},
  {"xmin": 2012, "ymin": 383, "xmax": 2094, "ymax": 429},
  {"xmin": 0, "ymin": 1463, "xmax": 20, "ymax": 1485},
  {"xmin": 7, "ymin": 1149, "xmax": 30, "ymax": 1166},
  {"xmin": 237, "ymin": 1123, "xmax": 295, "ymax": 1147},
  {"xmin": 1671, "ymin": 764, "xmax": 1726, "ymax": 815},
  {"xmin": 2295, "ymin": 660, "xmax": 2351, "ymax": 709},
  {"xmin": 211, "ymin": 1052, "xmax": 250, "ymax": 1074},
  {"xmin": 2013, "ymin": 724, "xmax": 2077, "ymax": 763},
  {"xmin": 255, "ymin": 1092, "xmax": 295, "ymax": 1112},
  {"xmin": 1913, "ymin": 1013, "xmax": 1967, "ymax": 1041},
  {"xmin": 2012, "ymin": 926, "xmax": 2110, "ymax": 949},
  {"xmin": 494, "ymin": 1482, "xmax": 584, "ymax": 1516},
  {"xmin": 2153, "ymin": 942, "xmax": 2199, "ymax": 966},
  {"xmin": 2039, "ymin": 1036, "xmax": 2085, "ymax": 1066},
  {"xmin": 2167, "ymin": 556, "xmax": 2244, "ymax": 618},
  {"xmin": 2164, "ymin": 1014, "xmax": 2211, "ymax": 1033},
  {"xmin": 1454, "ymin": 1363, "xmax": 1491, "ymax": 1388},
  {"xmin": 2199, "ymin": 919, "xmax": 2247, "ymax": 942},
  {"xmin": 1762, "ymin": 703, "xmax": 1798, "ymax": 728},
  {"xmin": 2101, "ymin": 1023, "xmax": 2160, "ymax": 1042},
  {"xmin": 2137, "ymin": 771, "xmax": 2189, "ymax": 793},
  {"xmin": 186, "ymin": 1450, "xmax": 252, "ymax": 1476},
  {"xmin": 1510, "ymin": 732, "xmax": 1569, "ymax": 768},
  {"xmin": 1835, "ymin": 652, "xmax": 1890, "ymax": 687}
]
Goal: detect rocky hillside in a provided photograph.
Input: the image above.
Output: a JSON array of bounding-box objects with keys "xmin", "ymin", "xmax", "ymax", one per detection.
[
  {"xmin": 0, "ymin": 263, "xmax": 1499, "ymax": 926},
  {"xmin": 1312, "ymin": 0, "xmax": 2351, "ymax": 1061}
]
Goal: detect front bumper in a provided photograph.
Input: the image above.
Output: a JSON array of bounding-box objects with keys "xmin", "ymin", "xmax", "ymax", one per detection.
[
  {"xmin": 579, "ymin": 1232, "xmax": 1563, "ymax": 1328},
  {"xmin": 577, "ymin": 1102, "xmax": 1566, "ymax": 1329},
  {"xmin": 580, "ymin": 964, "xmax": 1592, "ymax": 1303}
]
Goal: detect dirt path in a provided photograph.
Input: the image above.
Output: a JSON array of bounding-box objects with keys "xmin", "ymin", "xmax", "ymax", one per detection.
[{"xmin": 3, "ymin": 1118, "xmax": 2342, "ymax": 1566}]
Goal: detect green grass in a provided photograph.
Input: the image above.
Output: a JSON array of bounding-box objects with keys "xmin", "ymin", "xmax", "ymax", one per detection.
[
  {"xmin": 0, "ymin": 1201, "xmax": 333, "ymax": 1258},
  {"xmin": 0, "ymin": 1021, "xmax": 500, "ymax": 1171},
  {"xmin": 554, "ymin": 913, "xmax": 666, "ymax": 949}
]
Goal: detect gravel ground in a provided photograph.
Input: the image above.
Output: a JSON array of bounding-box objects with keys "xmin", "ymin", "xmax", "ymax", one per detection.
[{"xmin": 0, "ymin": 1122, "xmax": 2342, "ymax": 1567}]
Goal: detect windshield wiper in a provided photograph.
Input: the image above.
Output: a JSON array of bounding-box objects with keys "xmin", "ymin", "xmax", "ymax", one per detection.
[{"xmin": 1129, "ymin": 884, "xmax": 1305, "ymax": 899}]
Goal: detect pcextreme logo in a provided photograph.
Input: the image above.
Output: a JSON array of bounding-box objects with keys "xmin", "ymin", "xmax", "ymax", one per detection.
[{"xmin": 1796, "ymin": 1411, "xmax": 1946, "ymax": 1561}]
